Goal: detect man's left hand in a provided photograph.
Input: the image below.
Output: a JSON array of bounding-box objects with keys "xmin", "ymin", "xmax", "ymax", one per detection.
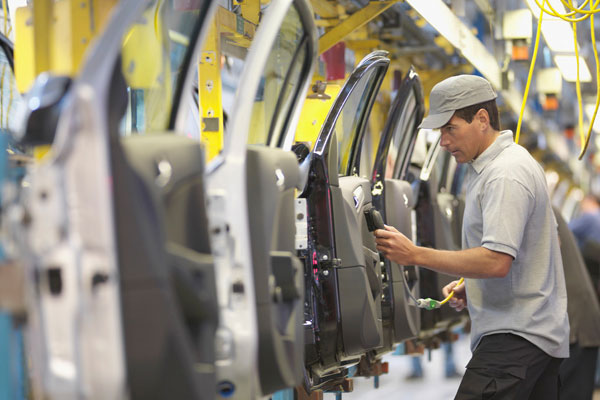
[{"xmin": 374, "ymin": 225, "xmax": 417, "ymax": 265}]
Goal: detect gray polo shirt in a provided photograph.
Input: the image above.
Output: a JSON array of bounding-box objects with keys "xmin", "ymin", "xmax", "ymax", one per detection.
[{"xmin": 462, "ymin": 130, "xmax": 569, "ymax": 358}]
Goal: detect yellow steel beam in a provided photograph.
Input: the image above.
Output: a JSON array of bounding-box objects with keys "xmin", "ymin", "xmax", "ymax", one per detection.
[
  {"xmin": 234, "ymin": 0, "xmax": 260, "ymax": 25},
  {"xmin": 217, "ymin": 6, "xmax": 256, "ymax": 48},
  {"xmin": 32, "ymin": 0, "xmax": 52, "ymax": 75},
  {"xmin": 318, "ymin": 1, "xmax": 399, "ymax": 55},
  {"xmin": 93, "ymin": 0, "xmax": 120, "ymax": 31},
  {"xmin": 315, "ymin": 19, "xmax": 339, "ymax": 28},
  {"xmin": 199, "ymin": 19, "xmax": 223, "ymax": 161},
  {"xmin": 310, "ymin": 0, "xmax": 338, "ymax": 19},
  {"xmin": 14, "ymin": 6, "xmax": 35, "ymax": 93},
  {"xmin": 295, "ymin": 84, "xmax": 342, "ymax": 147},
  {"xmin": 15, "ymin": 0, "xmax": 118, "ymax": 92},
  {"xmin": 418, "ymin": 65, "xmax": 473, "ymax": 110},
  {"xmin": 345, "ymin": 39, "xmax": 382, "ymax": 51},
  {"xmin": 51, "ymin": 0, "xmax": 93, "ymax": 76}
]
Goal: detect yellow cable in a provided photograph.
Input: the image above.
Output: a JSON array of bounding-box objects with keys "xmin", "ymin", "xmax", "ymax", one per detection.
[
  {"xmin": 579, "ymin": 12, "xmax": 600, "ymax": 159},
  {"xmin": 439, "ymin": 277, "xmax": 465, "ymax": 306},
  {"xmin": 154, "ymin": 0, "xmax": 162, "ymax": 39},
  {"xmin": 533, "ymin": 0, "xmax": 592, "ymax": 22},
  {"xmin": 572, "ymin": 0, "xmax": 585, "ymax": 148},
  {"xmin": 517, "ymin": 0, "xmax": 600, "ymax": 160},
  {"xmin": 558, "ymin": 0, "xmax": 600, "ymax": 15},
  {"xmin": 516, "ymin": 0, "xmax": 545, "ymax": 144}
]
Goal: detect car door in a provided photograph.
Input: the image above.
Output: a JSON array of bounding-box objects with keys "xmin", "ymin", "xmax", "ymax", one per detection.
[
  {"xmin": 7, "ymin": 1, "xmax": 219, "ymax": 399},
  {"xmin": 0, "ymin": 31, "xmax": 27, "ymax": 400},
  {"xmin": 416, "ymin": 137, "xmax": 469, "ymax": 334},
  {"xmin": 300, "ymin": 51, "xmax": 389, "ymax": 390},
  {"xmin": 203, "ymin": 1, "xmax": 317, "ymax": 397},
  {"xmin": 369, "ymin": 68, "xmax": 424, "ymax": 347}
]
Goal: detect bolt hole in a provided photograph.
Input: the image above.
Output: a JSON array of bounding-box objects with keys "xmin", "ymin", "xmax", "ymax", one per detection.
[{"xmin": 217, "ymin": 381, "xmax": 235, "ymax": 398}]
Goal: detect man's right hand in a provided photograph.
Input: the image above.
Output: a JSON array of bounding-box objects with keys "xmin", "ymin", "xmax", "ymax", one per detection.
[{"xmin": 442, "ymin": 280, "xmax": 467, "ymax": 312}]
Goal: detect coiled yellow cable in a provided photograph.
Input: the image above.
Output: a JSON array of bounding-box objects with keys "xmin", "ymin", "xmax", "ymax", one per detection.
[{"xmin": 516, "ymin": 0, "xmax": 600, "ymax": 160}]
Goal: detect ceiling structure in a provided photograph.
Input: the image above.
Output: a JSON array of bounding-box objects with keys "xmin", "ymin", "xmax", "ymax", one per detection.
[{"xmin": 309, "ymin": 0, "xmax": 600, "ymax": 192}]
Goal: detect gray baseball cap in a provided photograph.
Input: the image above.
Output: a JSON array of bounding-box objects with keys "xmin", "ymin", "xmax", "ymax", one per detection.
[{"xmin": 419, "ymin": 75, "xmax": 498, "ymax": 129}]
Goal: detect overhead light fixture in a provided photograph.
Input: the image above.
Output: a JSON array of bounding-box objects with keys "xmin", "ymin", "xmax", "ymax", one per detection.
[
  {"xmin": 554, "ymin": 55, "xmax": 592, "ymax": 82},
  {"xmin": 540, "ymin": 20, "xmax": 577, "ymax": 53},
  {"xmin": 503, "ymin": 9, "xmax": 533, "ymax": 61},
  {"xmin": 536, "ymin": 67, "xmax": 562, "ymax": 95}
]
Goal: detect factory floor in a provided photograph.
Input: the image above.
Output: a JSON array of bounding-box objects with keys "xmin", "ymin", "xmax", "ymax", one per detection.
[{"xmin": 323, "ymin": 335, "xmax": 600, "ymax": 400}]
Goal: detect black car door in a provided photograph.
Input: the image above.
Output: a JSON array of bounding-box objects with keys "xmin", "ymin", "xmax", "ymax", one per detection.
[
  {"xmin": 300, "ymin": 50, "xmax": 389, "ymax": 390},
  {"xmin": 369, "ymin": 68, "xmax": 424, "ymax": 346}
]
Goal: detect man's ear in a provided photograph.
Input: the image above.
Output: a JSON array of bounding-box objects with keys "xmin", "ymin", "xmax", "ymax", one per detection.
[{"xmin": 477, "ymin": 108, "xmax": 490, "ymax": 130}]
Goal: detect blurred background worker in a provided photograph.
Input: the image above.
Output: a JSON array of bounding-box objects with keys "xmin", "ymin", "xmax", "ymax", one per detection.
[
  {"xmin": 554, "ymin": 207, "xmax": 600, "ymax": 400},
  {"xmin": 566, "ymin": 194, "xmax": 600, "ymax": 394},
  {"xmin": 570, "ymin": 194, "xmax": 600, "ymax": 248}
]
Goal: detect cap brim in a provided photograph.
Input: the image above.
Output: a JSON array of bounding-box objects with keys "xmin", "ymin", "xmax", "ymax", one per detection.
[{"xmin": 418, "ymin": 110, "xmax": 454, "ymax": 130}]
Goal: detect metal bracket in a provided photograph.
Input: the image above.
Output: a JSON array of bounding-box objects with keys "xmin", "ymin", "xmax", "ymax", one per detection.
[{"xmin": 295, "ymin": 198, "xmax": 308, "ymax": 251}]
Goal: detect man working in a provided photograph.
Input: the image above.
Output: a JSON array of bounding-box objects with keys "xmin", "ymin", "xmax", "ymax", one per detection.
[{"xmin": 375, "ymin": 75, "xmax": 569, "ymax": 399}]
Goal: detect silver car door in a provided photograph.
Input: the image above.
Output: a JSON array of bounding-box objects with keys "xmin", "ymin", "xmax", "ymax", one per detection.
[
  {"xmin": 7, "ymin": 1, "xmax": 218, "ymax": 399},
  {"xmin": 203, "ymin": 1, "xmax": 317, "ymax": 398}
]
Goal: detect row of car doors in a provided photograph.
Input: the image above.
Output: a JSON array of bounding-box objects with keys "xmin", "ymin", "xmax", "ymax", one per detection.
[{"xmin": 4, "ymin": 0, "xmax": 469, "ymax": 399}]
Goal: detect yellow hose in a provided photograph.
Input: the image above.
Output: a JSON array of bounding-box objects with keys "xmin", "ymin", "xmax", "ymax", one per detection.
[
  {"xmin": 515, "ymin": 0, "xmax": 545, "ymax": 144},
  {"xmin": 439, "ymin": 277, "xmax": 465, "ymax": 306},
  {"xmin": 516, "ymin": 0, "xmax": 600, "ymax": 161},
  {"xmin": 572, "ymin": 0, "xmax": 585, "ymax": 148},
  {"xmin": 580, "ymin": 12, "xmax": 600, "ymax": 160}
]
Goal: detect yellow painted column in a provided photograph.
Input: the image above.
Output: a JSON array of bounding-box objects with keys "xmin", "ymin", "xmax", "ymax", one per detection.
[
  {"xmin": 15, "ymin": 0, "xmax": 119, "ymax": 92},
  {"xmin": 235, "ymin": 0, "xmax": 260, "ymax": 25},
  {"xmin": 198, "ymin": 20, "xmax": 223, "ymax": 161}
]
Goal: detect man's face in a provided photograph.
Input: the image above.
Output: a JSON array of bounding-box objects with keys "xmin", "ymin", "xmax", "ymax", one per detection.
[{"xmin": 439, "ymin": 114, "xmax": 483, "ymax": 163}]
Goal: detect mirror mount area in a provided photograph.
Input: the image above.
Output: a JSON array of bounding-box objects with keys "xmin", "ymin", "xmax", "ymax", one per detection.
[{"xmin": 15, "ymin": 74, "xmax": 72, "ymax": 146}]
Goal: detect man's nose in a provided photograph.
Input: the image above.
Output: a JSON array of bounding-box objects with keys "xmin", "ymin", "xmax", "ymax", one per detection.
[{"xmin": 440, "ymin": 134, "xmax": 449, "ymax": 148}]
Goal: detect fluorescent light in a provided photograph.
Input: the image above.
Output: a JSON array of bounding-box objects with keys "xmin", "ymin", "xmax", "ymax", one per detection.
[
  {"xmin": 503, "ymin": 9, "xmax": 533, "ymax": 40},
  {"xmin": 554, "ymin": 55, "xmax": 592, "ymax": 82},
  {"xmin": 536, "ymin": 67, "xmax": 562, "ymax": 95},
  {"xmin": 540, "ymin": 20, "xmax": 577, "ymax": 53}
]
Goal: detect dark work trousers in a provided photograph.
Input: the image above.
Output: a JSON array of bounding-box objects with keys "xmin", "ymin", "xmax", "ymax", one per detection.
[
  {"xmin": 559, "ymin": 342, "xmax": 598, "ymax": 400},
  {"xmin": 455, "ymin": 333, "xmax": 563, "ymax": 400}
]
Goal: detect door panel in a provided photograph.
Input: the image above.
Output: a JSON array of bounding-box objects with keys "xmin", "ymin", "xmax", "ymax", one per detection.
[
  {"xmin": 369, "ymin": 68, "xmax": 424, "ymax": 346},
  {"xmin": 384, "ymin": 179, "xmax": 420, "ymax": 341},
  {"xmin": 8, "ymin": 1, "xmax": 217, "ymax": 398},
  {"xmin": 301, "ymin": 51, "xmax": 389, "ymax": 387},
  {"xmin": 245, "ymin": 145, "xmax": 304, "ymax": 394},
  {"xmin": 203, "ymin": 0, "xmax": 318, "ymax": 396},
  {"xmin": 336, "ymin": 176, "xmax": 383, "ymax": 355},
  {"xmin": 119, "ymin": 135, "xmax": 218, "ymax": 398}
]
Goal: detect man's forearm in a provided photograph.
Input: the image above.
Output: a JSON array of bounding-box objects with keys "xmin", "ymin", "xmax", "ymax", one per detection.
[{"xmin": 412, "ymin": 246, "xmax": 512, "ymax": 278}]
